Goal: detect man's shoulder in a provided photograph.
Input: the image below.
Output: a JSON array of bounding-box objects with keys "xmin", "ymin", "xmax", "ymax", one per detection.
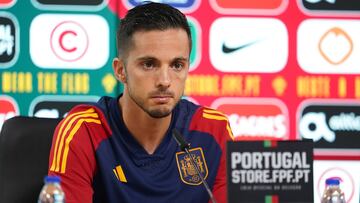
[
  {"xmin": 58, "ymin": 98, "xmax": 113, "ymax": 139},
  {"xmin": 66, "ymin": 96, "xmax": 115, "ymax": 117},
  {"xmin": 191, "ymin": 106, "xmax": 229, "ymax": 126},
  {"xmin": 65, "ymin": 103, "xmax": 105, "ymax": 122},
  {"xmin": 178, "ymin": 99, "xmax": 229, "ymax": 127},
  {"xmin": 188, "ymin": 104, "xmax": 233, "ymax": 137},
  {"xmin": 49, "ymin": 99, "xmax": 113, "ymax": 175}
]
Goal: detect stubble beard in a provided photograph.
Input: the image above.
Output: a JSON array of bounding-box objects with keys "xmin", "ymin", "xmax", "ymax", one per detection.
[{"xmin": 127, "ymin": 86, "xmax": 179, "ymax": 119}]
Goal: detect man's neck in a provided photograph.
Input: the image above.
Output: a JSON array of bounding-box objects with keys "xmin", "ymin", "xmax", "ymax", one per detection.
[{"xmin": 119, "ymin": 96, "xmax": 172, "ymax": 155}]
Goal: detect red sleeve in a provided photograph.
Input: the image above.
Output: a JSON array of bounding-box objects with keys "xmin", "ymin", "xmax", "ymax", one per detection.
[
  {"xmin": 209, "ymin": 112, "xmax": 234, "ymax": 203},
  {"xmin": 48, "ymin": 105, "xmax": 111, "ymax": 203},
  {"xmin": 211, "ymin": 120, "xmax": 233, "ymax": 203},
  {"xmin": 189, "ymin": 107, "xmax": 234, "ymax": 203}
]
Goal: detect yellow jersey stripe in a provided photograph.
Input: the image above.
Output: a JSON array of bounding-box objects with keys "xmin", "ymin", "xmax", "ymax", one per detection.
[
  {"xmin": 115, "ymin": 165, "xmax": 127, "ymax": 183},
  {"xmin": 50, "ymin": 108, "xmax": 95, "ymax": 171},
  {"xmin": 53, "ymin": 112, "xmax": 99, "ymax": 172},
  {"xmin": 203, "ymin": 109, "xmax": 226, "ymax": 117},
  {"xmin": 226, "ymin": 123, "xmax": 235, "ymax": 140},
  {"xmin": 203, "ymin": 112, "xmax": 235, "ymax": 140},
  {"xmin": 54, "ymin": 113, "xmax": 99, "ymax": 172},
  {"xmin": 202, "ymin": 113, "xmax": 227, "ymax": 121},
  {"xmin": 60, "ymin": 118, "xmax": 101, "ymax": 173}
]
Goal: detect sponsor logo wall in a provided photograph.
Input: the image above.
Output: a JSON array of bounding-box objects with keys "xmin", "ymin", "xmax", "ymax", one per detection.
[
  {"xmin": 1, "ymin": 0, "xmax": 359, "ymax": 200},
  {"xmin": 0, "ymin": 0, "xmax": 118, "ymax": 131},
  {"xmin": 116, "ymin": 1, "xmax": 359, "ymax": 200}
]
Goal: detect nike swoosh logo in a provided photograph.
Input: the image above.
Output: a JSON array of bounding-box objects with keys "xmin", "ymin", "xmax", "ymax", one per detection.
[{"xmin": 222, "ymin": 41, "xmax": 259, "ymax": 54}]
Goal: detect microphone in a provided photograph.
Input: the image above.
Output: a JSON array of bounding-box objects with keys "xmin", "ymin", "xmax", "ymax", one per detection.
[{"xmin": 172, "ymin": 129, "xmax": 217, "ymax": 203}]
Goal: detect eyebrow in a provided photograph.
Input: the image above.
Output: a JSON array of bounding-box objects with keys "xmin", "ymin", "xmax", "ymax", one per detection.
[
  {"xmin": 135, "ymin": 56, "xmax": 189, "ymax": 62},
  {"xmin": 173, "ymin": 57, "xmax": 189, "ymax": 62},
  {"xmin": 135, "ymin": 56, "xmax": 156, "ymax": 62}
]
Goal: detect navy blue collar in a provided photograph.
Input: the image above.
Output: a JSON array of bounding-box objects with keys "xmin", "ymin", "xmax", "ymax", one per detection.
[{"xmin": 109, "ymin": 95, "xmax": 179, "ymax": 159}]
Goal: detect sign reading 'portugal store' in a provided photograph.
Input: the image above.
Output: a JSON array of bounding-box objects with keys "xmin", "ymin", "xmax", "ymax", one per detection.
[{"xmin": 227, "ymin": 140, "xmax": 314, "ymax": 203}]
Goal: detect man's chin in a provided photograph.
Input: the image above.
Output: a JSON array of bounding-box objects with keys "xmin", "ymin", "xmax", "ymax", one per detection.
[
  {"xmin": 147, "ymin": 108, "xmax": 172, "ymax": 118},
  {"xmin": 145, "ymin": 98, "xmax": 181, "ymax": 118}
]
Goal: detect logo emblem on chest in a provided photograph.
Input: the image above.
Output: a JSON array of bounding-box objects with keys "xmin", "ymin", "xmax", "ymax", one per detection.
[{"xmin": 175, "ymin": 147, "xmax": 209, "ymax": 185}]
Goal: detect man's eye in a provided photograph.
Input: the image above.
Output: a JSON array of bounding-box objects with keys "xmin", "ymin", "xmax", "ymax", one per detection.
[
  {"xmin": 172, "ymin": 62, "xmax": 184, "ymax": 71},
  {"xmin": 143, "ymin": 61, "xmax": 154, "ymax": 70}
]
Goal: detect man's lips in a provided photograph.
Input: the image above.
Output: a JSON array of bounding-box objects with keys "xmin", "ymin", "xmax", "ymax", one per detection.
[{"xmin": 150, "ymin": 95, "xmax": 173, "ymax": 104}]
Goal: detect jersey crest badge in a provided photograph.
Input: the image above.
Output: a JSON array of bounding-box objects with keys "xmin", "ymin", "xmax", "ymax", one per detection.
[{"xmin": 175, "ymin": 147, "xmax": 209, "ymax": 185}]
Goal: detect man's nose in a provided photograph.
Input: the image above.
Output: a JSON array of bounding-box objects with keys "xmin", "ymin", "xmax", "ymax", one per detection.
[{"xmin": 156, "ymin": 67, "xmax": 171, "ymax": 88}]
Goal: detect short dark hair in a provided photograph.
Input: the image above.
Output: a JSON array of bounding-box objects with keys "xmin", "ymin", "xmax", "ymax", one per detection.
[{"xmin": 116, "ymin": 2, "xmax": 192, "ymax": 59}]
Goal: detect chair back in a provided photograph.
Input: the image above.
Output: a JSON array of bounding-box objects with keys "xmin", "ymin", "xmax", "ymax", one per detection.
[{"xmin": 0, "ymin": 116, "xmax": 61, "ymax": 203}]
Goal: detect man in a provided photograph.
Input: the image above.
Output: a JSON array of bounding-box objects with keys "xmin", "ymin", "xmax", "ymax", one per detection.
[{"xmin": 48, "ymin": 2, "xmax": 233, "ymax": 203}]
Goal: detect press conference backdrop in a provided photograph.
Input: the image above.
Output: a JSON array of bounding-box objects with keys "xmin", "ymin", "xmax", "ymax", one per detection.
[{"xmin": 1, "ymin": 0, "xmax": 359, "ymax": 202}]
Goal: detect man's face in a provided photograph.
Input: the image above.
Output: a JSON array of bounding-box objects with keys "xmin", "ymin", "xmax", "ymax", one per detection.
[{"xmin": 120, "ymin": 29, "xmax": 190, "ymax": 118}]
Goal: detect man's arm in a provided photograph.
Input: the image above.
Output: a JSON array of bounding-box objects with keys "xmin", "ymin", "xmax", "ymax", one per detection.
[
  {"xmin": 189, "ymin": 107, "xmax": 234, "ymax": 203},
  {"xmin": 211, "ymin": 117, "xmax": 234, "ymax": 203},
  {"xmin": 48, "ymin": 106, "xmax": 109, "ymax": 203}
]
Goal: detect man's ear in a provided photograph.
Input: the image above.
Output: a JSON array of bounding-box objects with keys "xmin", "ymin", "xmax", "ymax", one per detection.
[{"xmin": 112, "ymin": 57, "xmax": 127, "ymax": 83}]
